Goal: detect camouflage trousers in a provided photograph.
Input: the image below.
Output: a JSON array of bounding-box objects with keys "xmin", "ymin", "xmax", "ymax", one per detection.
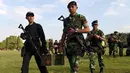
[
  {"xmin": 88, "ymin": 52, "xmax": 104, "ymax": 70},
  {"xmin": 110, "ymin": 44, "xmax": 118, "ymax": 57},
  {"xmin": 66, "ymin": 42, "xmax": 82, "ymax": 73},
  {"xmin": 67, "ymin": 55, "xmax": 80, "ymax": 73}
]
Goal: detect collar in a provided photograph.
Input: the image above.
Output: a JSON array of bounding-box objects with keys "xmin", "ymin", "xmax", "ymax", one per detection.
[
  {"xmin": 92, "ymin": 29, "xmax": 99, "ymax": 32},
  {"xmin": 69, "ymin": 13, "xmax": 78, "ymax": 17},
  {"xmin": 91, "ymin": 29, "xmax": 99, "ymax": 34},
  {"xmin": 29, "ymin": 22, "xmax": 35, "ymax": 25}
]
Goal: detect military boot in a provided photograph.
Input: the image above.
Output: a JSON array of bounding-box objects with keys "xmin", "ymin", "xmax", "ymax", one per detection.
[{"xmin": 99, "ymin": 67, "xmax": 104, "ymax": 73}]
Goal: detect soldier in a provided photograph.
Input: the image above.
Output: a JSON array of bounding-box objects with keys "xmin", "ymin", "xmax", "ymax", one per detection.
[
  {"xmin": 118, "ymin": 33, "xmax": 123, "ymax": 56},
  {"xmin": 112, "ymin": 31, "xmax": 120, "ymax": 57},
  {"xmin": 20, "ymin": 12, "xmax": 49, "ymax": 73},
  {"xmin": 126, "ymin": 34, "xmax": 130, "ymax": 56},
  {"xmin": 59, "ymin": 1, "xmax": 90, "ymax": 73},
  {"xmin": 48, "ymin": 39, "xmax": 54, "ymax": 54},
  {"xmin": 87, "ymin": 20, "xmax": 105, "ymax": 73},
  {"xmin": 108, "ymin": 34, "xmax": 114, "ymax": 56},
  {"xmin": 54, "ymin": 40, "xmax": 59, "ymax": 54}
]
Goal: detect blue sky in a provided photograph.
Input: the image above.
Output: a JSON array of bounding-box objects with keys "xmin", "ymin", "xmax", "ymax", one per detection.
[{"xmin": 0, "ymin": 0, "xmax": 130, "ymax": 42}]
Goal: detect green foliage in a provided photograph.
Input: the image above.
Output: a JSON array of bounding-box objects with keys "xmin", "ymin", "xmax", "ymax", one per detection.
[
  {"xmin": 0, "ymin": 36, "xmax": 23, "ymax": 50},
  {"xmin": 0, "ymin": 42, "xmax": 5, "ymax": 50}
]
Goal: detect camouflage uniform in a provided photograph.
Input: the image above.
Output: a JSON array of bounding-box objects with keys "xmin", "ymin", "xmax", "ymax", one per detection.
[
  {"xmin": 111, "ymin": 32, "xmax": 119, "ymax": 57},
  {"xmin": 48, "ymin": 39, "xmax": 54, "ymax": 54},
  {"xmin": 88, "ymin": 29, "xmax": 105, "ymax": 72},
  {"xmin": 118, "ymin": 34, "xmax": 123, "ymax": 56},
  {"xmin": 64, "ymin": 13, "xmax": 88, "ymax": 73},
  {"xmin": 108, "ymin": 34, "xmax": 115, "ymax": 56}
]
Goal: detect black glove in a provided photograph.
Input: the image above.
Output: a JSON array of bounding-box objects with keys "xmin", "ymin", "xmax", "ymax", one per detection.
[{"xmin": 20, "ymin": 33, "xmax": 27, "ymax": 40}]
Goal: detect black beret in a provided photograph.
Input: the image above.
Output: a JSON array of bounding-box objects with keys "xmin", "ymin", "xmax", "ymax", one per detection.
[
  {"xmin": 92, "ymin": 20, "xmax": 98, "ymax": 26},
  {"xmin": 67, "ymin": 1, "xmax": 77, "ymax": 8},
  {"xmin": 26, "ymin": 11, "xmax": 34, "ymax": 17}
]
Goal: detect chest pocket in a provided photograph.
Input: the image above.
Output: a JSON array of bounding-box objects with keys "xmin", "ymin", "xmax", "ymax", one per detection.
[
  {"xmin": 74, "ymin": 16, "xmax": 82, "ymax": 29},
  {"xmin": 67, "ymin": 15, "xmax": 82, "ymax": 29}
]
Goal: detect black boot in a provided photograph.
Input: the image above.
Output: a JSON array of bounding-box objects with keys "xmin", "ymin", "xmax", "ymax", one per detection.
[
  {"xmin": 90, "ymin": 69, "xmax": 95, "ymax": 73},
  {"xmin": 99, "ymin": 68, "xmax": 104, "ymax": 73}
]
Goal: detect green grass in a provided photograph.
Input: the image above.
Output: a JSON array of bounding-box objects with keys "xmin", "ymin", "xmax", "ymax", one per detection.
[{"xmin": 0, "ymin": 49, "xmax": 130, "ymax": 73}]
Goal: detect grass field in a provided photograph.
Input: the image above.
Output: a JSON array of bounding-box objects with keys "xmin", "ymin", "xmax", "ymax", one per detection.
[{"xmin": 0, "ymin": 49, "xmax": 130, "ymax": 73}]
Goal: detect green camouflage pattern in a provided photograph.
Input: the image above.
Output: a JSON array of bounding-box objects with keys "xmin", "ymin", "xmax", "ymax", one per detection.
[
  {"xmin": 88, "ymin": 29, "xmax": 105, "ymax": 70},
  {"xmin": 63, "ymin": 13, "xmax": 88, "ymax": 73},
  {"xmin": 63, "ymin": 13, "xmax": 88, "ymax": 33},
  {"xmin": 64, "ymin": 13, "xmax": 88, "ymax": 55},
  {"xmin": 67, "ymin": 55, "xmax": 80, "ymax": 73},
  {"xmin": 109, "ymin": 34, "xmax": 119, "ymax": 57}
]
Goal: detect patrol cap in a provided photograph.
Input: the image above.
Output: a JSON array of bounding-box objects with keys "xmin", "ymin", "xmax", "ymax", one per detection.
[
  {"xmin": 92, "ymin": 20, "xmax": 98, "ymax": 26},
  {"xmin": 67, "ymin": 1, "xmax": 77, "ymax": 8},
  {"xmin": 26, "ymin": 11, "xmax": 34, "ymax": 17}
]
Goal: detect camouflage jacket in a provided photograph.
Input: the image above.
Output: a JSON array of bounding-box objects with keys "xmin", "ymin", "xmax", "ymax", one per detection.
[
  {"xmin": 89, "ymin": 29, "xmax": 104, "ymax": 46},
  {"xmin": 111, "ymin": 34, "xmax": 119, "ymax": 43},
  {"xmin": 63, "ymin": 13, "xmax": 88, "ymax": 55},
  {"xmin": 63, "ymin": 13, "xmax": 88, "ymax": 43}
]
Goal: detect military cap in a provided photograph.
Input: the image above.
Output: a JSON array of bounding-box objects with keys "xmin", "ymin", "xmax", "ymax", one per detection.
[
  {"xmin": 92, "ymin": 20, "xmax": 98, "ymax": 26},
  {"xmin": 67, "ymin": 1, "xmax": 77, "ymax": 8},
  {"xmin": 26, "ymin": 11, "xmax": 34, "ymax": 17}
]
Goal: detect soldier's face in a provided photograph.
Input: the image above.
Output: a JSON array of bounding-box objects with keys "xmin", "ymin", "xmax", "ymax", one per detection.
[
  {"xmin": 68, "ymin": 5, "xmax": 77, "ymax": 14},
  {"xmin": 93, "ymin": 24, "xmax": 98, "ymax": 29},
  {"xmin": 26, "ymin": 16, "xmax": 34, "ymax": 23}
]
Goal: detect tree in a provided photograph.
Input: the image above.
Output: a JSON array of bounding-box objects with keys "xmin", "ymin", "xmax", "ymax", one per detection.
[{"xmin": 0, "ymin": 36, "xmax": 23, "ymax": 50}]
